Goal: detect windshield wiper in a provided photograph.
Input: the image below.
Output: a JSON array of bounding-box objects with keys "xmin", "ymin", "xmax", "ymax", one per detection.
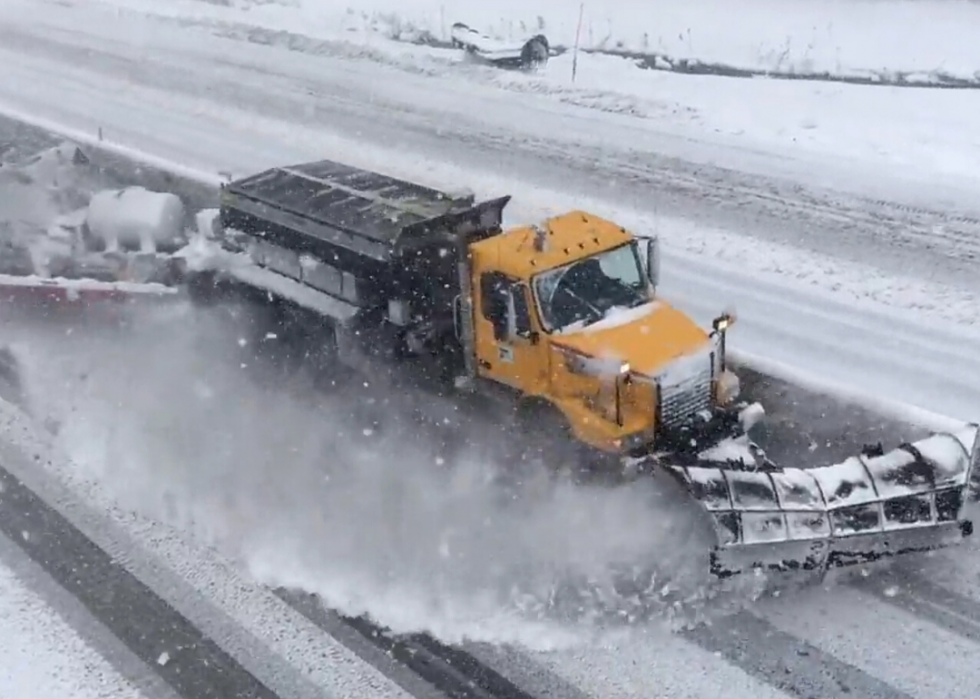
[{"xmin": 562, "ymin": 287, "xmax": 604, "ymax": 326}]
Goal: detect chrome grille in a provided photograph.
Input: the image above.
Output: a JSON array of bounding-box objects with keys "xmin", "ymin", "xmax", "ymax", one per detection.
[{"xmin": 658, "ymin": 354, "xmax": 712, "ymax": 431}]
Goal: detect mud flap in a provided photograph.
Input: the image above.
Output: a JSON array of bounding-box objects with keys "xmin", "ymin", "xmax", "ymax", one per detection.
[{"xmin": 667, "ymin": 424, "xmax": 979, "ymax": 578}]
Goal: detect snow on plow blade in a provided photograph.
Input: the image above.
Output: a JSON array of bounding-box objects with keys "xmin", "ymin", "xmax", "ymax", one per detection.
[{"xmin": 668, "ymin": 424, "xmax": 979, "ymax": 578}]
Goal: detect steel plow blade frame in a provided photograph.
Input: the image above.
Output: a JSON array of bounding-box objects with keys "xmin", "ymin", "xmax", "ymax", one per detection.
[{"xmin": 668, "ymin": 423, "xmax": 980, "ymax": 578}]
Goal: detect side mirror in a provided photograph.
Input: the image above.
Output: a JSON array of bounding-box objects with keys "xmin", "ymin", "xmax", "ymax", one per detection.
[
  {"xmin": 711, "ymin": 309, "xmax": 737, "ymax": 335},
  {"xmin": 452, "ymin": 295, "xmax": 462, "ymax": 340},
  {"xmin": 646, "ymin": 236, "xmax": 661, "ymax": 288}
]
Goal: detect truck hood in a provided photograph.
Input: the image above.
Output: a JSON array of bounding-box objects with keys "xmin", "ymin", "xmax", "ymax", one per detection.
[{"xmin": 552, "ymin": 301, "xmax": 711, "ymax": 377}]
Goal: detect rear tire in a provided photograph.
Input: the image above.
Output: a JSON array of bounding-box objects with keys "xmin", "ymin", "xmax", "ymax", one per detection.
[
  {"xmin": 520, "ymin": 35, "xmax": 550, "ymax": 71},
  {"xmin": 185, "ymin": 270, "xmax": 220, "ymax": 306}
]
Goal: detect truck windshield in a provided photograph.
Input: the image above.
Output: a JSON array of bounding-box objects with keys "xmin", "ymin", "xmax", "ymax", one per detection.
[{"xmin": 533, "ymin": 242, "xmax": 651, "ymax": 332}]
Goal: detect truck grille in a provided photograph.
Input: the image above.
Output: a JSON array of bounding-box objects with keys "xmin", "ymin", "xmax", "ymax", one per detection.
[{"xmin": 658, "ymin": 354, "xmax": 713, "ymax": 431}]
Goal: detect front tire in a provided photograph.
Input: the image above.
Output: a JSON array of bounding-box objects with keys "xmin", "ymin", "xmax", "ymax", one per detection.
[
  {"xmin": 185, "ymin": 270, "xmax": 220, "ymax": 306},
  {"xmin": 513, "ymin": 400, "xmax": 584, "ymax": 477}
]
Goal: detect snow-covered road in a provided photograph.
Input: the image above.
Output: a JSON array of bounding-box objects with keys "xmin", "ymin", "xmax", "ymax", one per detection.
[
  {"xmin": 2, "ymin": 303, "xmax": 980, "ymax": 699},
  {"xmin": 0, "ymin": 543, "xmax": 156, "ymax": 699},
  {"xmin": 2, "ymin": 0, "xmax": 980, "ymax": 696},
  {"xmin": 1, "ymin": 0, "xmax": 979, "ymax": 424}
]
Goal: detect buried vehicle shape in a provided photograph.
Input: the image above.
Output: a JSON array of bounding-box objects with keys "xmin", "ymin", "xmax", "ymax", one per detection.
[
  {"xmin": 179, "ymin": 157, "xmax": 977, "ymax": 578},
  {"xmin": 450, "ymin": 22, "xmax": 550, "ymax": 71}
]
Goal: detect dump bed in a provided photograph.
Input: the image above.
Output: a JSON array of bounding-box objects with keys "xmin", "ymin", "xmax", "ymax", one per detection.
[
  {"xmin": 221, "ymin": 159, "xmax": 509, "ymax": 264},
  {"xmin": 219, "ymin": 158, "xmax": 511, "ymax": 314}
]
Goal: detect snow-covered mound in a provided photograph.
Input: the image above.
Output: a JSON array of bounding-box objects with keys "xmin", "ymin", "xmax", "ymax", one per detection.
[
  {"xmin": 0, "ymin": 142, "xmax": 93, "ymax": 234},
  {"xmin": 96, "ymin": 0, "xmax": 980, "ymax": 85}
]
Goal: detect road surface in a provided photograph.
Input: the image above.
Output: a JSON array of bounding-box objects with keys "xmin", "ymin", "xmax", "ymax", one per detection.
[{"xmin": 0, "ymin": 1, "xmax": 979, "ymax": 697}]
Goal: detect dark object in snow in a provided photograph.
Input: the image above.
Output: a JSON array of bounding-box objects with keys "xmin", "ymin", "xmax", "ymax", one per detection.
[{"xmin": 450, "ymin": 22, "xmax": 549, "ymax": 71}]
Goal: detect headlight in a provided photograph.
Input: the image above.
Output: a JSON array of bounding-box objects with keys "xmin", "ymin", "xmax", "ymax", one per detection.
[{"xmin": 712, "ymin": 313, "xmax": 735, "ymax": 333}]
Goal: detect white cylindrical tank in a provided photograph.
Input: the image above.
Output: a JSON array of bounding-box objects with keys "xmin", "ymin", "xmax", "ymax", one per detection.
[{"xmin": 86, "ymin": 187, "xmax": 186, "ymax": 253}]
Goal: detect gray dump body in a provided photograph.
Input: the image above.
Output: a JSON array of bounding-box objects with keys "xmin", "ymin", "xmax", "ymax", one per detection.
[{"xmin": 219, "ymin": 159, "xmax": 511, "ymax": 314}]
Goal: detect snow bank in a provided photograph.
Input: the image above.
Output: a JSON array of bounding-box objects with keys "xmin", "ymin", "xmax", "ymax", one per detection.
[
  {"xmin": 0, "ymin": 142, "xmax": 93, "ymax": 234},
  {"xmin": 97, "ymin": 0, "xmax": 980, "ymax": 84}
]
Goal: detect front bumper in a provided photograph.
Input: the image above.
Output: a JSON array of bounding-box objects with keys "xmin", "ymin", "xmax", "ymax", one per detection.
[{"xmin": 623, "ymin": 401, "xmax": 752, "ymax": 460}]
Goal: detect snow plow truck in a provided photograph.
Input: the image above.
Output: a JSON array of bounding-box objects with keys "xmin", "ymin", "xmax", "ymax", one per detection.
[{"xmin": 181, "ymin": 158, "xmax": 978, "ymax": 579}]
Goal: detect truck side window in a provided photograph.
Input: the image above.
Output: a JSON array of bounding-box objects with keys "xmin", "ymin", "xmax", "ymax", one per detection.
[
  {"xmin": 512, "ymin": 284, "xmax": 532, "ymax": 339},
  {"xmin": 480, "ymin": 272, "xmax": 508, "ymax": 322},
  {"xmin": 480, "ymin": 272, "xmax": 510, "ymax": 341},
  {"xmin": 481, "ymin": 273, "xmax": 533, "ymax": 342}
]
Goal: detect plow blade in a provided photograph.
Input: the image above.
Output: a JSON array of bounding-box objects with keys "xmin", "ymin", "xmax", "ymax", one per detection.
[{"xmin": 668, "ymin": 424, "xmax": 979, "ymax": 578}]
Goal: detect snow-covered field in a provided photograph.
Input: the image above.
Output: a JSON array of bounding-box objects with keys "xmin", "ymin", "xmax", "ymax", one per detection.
[
  {"xmin": 24, "ymin": 0, "xmax": 980, "ymax": 208},
  {"xmin": 94, "ymin": 0, "xmax": 980, "ymax": 83}
]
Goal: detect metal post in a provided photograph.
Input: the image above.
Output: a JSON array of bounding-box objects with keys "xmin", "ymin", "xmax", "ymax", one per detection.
[
  {"xmin": 720, "ymin": 329, "xmax": 727, "ymax": 372},
  {"xmin": 572, "ymin": 2, "xmax": 584, "ymax": 83}
]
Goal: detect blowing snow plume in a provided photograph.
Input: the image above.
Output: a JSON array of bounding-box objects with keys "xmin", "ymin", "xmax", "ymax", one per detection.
[{"xmin": 7, "ymin": 302, "xmax": 767, "ymax": 647}]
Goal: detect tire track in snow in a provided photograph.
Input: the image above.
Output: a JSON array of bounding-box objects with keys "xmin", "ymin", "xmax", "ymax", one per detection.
[
  {"xmin": 852, "ymin": 571, "xmax": 980, "ymax": 645},
  {"xmin": 276, "ymin": 589, "xmax": 541, "ymax": 699},
  {"xmin": 757, "ymin": 581, "xmax": 980, "ymax": 698},
  {"xmin": 0, "ymin": 529, "xmax": 183, "ymax": 699},
  {"xmin": 0, "ymin": 460, "xmax": 281, "ymax": 699},
  {"xmin": 681, "ymin": 611, "xmax": 915, "ymax": 699},
  {"xmin": 0, "ymin": 399, "xmax": 407, "ymax": 699}
]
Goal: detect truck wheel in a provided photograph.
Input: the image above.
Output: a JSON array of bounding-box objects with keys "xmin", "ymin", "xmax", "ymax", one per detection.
[
  {"xmin": 262, "ymin": 305, "xmax": 340, "ymax": 385},
  {"xmin": 514, "ymin": 400, "xmax": 582, "ymax": 476},
  {"xmin": 520, "ymin": 35, "xmax": 549, "ymax": 71},
  {"xmin": 185, "ymin": 270, "xmax": 220, "ymax": 306},
  {"xmin": 298, "ymin": 323, "xmax": 343, "ymax": 389}
]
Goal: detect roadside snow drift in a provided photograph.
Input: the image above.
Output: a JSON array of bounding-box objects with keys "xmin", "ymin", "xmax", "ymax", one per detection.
[{"xmin": 96, "ymin": 0, "xmax": 980, "ymax": 84}]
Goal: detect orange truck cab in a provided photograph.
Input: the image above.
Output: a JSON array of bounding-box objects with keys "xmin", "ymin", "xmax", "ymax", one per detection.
[{"xmin": 465, "ymin": 209, "xmax": 742, "ymax": 457}]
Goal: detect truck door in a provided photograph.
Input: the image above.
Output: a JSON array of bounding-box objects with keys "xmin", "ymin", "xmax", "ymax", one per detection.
[{"xmin": 474, "ymin": 271, "xmax": 547, "ymax": 394}]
